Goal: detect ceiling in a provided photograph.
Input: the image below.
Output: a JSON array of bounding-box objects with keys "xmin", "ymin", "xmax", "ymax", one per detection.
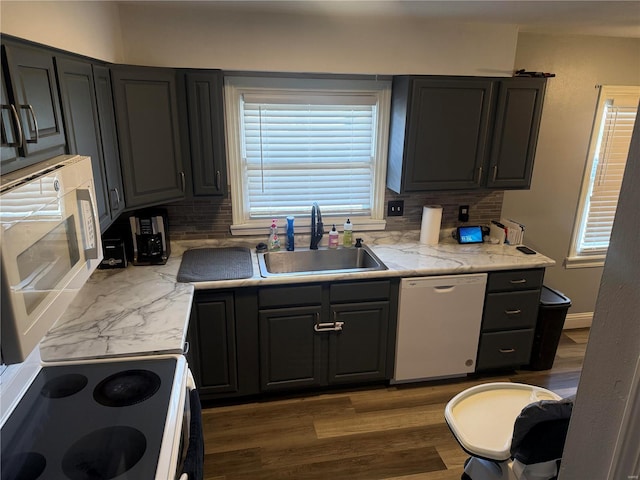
[{"xmin": 132, "ymin": 1, "xmax": 640, "ymax": 38}]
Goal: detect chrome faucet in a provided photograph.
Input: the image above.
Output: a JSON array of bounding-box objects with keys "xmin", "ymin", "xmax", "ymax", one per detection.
[{"xmin": 310, "ymin": 202, "xmax": 324, "ymax": 250}]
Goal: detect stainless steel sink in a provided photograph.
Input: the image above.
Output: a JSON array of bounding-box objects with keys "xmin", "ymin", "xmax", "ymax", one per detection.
[{"xmin": 258, "ymin": 246, "xmax": 387, "ymax": 277}]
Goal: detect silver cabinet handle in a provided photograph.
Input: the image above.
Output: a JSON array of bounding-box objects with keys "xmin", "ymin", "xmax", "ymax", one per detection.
[
  {"xmin": 21, "ymin": 104, "xmax": 38, "ymax": 144},
  {"xmin": 180, "ymin": 171, "xmax": 185, "ymax": 192},
  {"xmin": 492, "ymin": 165, "xmax": 498, "ymax": 182},
  {"xmin": 110, "ymin": 187, "xmax": 121, "ymax": 209},
  {"xmin": 476, "ymin": 166, "xmax": 483, "ymax": 185},
  {"xmin": 2, "ymin": 104, "xmax": 24, "ymax": 147},
  {"xmin": 183, "ymin": 341, "xmax": 190, "ymax": 354},
  {"xmin": 314, "ymin": 322, "xmax": 344, "ymax": 332},
  {"xmin": 505, "ymin": 309, "xmax": 522, "ymax": 315},
  {"xmin": 215, "ymin": 170, "xmax": 221, "ymax": 190},
  {"xmin": 499, "ymin": 348, "xmax": 516, "ymax": 354},
  {"xmin": 510, "ymin": 279, "xmax": 527, "ymax": 284}
]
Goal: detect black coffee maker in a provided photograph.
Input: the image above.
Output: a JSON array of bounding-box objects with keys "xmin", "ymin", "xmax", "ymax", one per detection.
[{"xmin": 129, "ymin": 208, "xmax": 170, "ymax": 265}]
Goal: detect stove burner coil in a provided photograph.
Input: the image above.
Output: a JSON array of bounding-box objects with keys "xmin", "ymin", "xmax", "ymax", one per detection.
[
  {"xmin": 0, "ymin": 451, "xmax": 46, "ymax": 480},
  {"xmin": 93, "ymin": 369, "xmax": 161, "ymax": 407},
  {"xmin": 61, "ymin": 426, "xmax": 146, "ymax": 480},
  {"xmin": 40, "ymin": 374, "xmax": 88, "ymax": 399}
]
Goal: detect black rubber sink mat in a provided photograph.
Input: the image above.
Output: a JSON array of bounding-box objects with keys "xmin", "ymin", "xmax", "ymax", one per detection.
[{"xmin": 177, "ymin": 247, "xmax": 253, "ymax": 282}]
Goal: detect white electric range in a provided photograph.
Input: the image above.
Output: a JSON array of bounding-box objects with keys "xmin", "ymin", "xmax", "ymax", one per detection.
[{"xmin": 0, "ymin": 156, "xmax": 201, "ymax": 480}]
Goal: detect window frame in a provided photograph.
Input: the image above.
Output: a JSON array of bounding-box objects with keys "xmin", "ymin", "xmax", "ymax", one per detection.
[
  {"xmin": 224, "ymin": 75, "xmax": 391, "ymax": 235},
  {"xmin": 566, "ymin": 85, "xmax": 640, "ymax": 268}
]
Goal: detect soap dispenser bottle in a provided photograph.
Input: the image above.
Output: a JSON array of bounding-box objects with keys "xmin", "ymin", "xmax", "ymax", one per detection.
[
  {"xmin": 342, "ymin": 218, "xmax": 353, "ymax": 247},
  {"xmin": 268, "ymin": 219, "xmax": 281, "ymax": 251},
  {"xmin": 286, "ymin": 216, "xmax": 295, "ymax": 251},
  {"xmin": 329, "ymin": 224, "xmax": 339, "ymax": 248}
]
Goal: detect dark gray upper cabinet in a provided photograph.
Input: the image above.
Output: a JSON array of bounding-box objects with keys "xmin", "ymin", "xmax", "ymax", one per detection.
[
  {"xmin": 486, "ymin": 78, "xmax": 546, "ymax": 189},
  {"xmin": 1, "ymin": 41, "xmax": 66, "ymax": 173},
  {"xmin": 1, "ymin": 68, "xmax": 20, "ymax": 166},
  {"xmin": 111, "ymin": 66, "xmax": 185, "ymax": 209},
  {"xmin": 184, "ymin": 71, "xmax": 227, "ymax": 196},
  {"xmin": 387, "ymin": 76, "xmax": 546, "ymax": 193},
  {"xmin": 55, "ymin": 56, "xmax": 111, "ymax": 231},
  {"xmin": 92, "ymin": 65, "xmax": 125, "ymax": 224},
  {"xmin": 56, "ymin": 58, "xmax": 125, "ymax": 232}
]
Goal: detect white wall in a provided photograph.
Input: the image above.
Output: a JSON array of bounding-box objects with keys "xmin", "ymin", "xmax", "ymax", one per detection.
[
  {"xmin": 502, "ymin": 33, "xmax": 640, "ymax": 315},
  {"xmin": 0, "ymin": 1, "xmax": 124, "ymax": 62},
  {"xmin": 117, "ymin": 3, "xmax": 518, "ymax": 75}
]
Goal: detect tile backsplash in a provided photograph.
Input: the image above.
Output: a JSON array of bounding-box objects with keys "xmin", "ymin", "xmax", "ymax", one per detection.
[{"xmin": 163, "ymin": 188, "xmax": 504, "ymax": 240}]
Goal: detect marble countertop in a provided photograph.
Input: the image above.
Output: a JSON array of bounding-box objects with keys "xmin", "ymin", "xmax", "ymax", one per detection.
[{"xmin": 39, "ymin": 230, "xmax": 555, "ymax": 363}]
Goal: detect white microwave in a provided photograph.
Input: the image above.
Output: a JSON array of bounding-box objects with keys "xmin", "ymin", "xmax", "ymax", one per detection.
[{"xmin": 0, "ymin": 155, "xmax": 103, "ymax": 365}]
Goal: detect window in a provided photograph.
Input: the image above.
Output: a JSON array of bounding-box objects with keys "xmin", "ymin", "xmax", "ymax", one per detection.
[
  {"xmin": 224, "ymin": 75, "xmax": 391, "ymax": 234},
  {"xmin": 567, "ymin": 86, "xmax": 639, "ymax": 268}
]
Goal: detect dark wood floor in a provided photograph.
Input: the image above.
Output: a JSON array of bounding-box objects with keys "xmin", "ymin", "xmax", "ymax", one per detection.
[{"xmin": 202, "ymin": 328, "xmax": 589, "ymax": 480}]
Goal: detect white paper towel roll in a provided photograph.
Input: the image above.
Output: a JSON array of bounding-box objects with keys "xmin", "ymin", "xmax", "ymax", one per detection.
[{"xmin": 419, "ymin": 205, "xmax": 443, "ymax": 245}]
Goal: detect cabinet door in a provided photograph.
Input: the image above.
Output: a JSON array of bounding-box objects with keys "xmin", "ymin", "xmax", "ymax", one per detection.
[
  {"xmin": 1, "ymin": 68, "xmax": 21, "ymax": 169},
  {"xmin": 486, "ymin": 78, "xmax": 546, "ymax": 189},
  {"xmin": 93, "ymin": 65, "xmax": 125, "ymax": 222},
  {"xmin": 404, "ymin": 77, "xmax": 495, "ymax": 191},
  {"xmin": 328, "ymin": 302, "xmax": 389, "ymax": 383},
  {"xmin": 185, "ymin": 71, "xmax": 227, "ymax": 196},
  {"xmin": 190, "ymin": 293, "xmax": 238, "ymax": 394},
  {"xmin": 259, "ymin": 306, "xmax": 324, "ymax": 391},
  {"xmin": 2, "ymin": 43, "xmax": 66, "ymax": 159},
  {"xmin": 111, "ymin": 66, "xmax": 185, "ymax": 208},
  {"xmin": 55, "ymin": 56, "xmax": 111, "ymax": 231}
]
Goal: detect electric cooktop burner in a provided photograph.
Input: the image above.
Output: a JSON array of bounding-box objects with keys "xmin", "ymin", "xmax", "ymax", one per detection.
[
  {"xmin": 1, "ymin": 357, "xmax": 178, "ymax": 480},
  {"xmin": 94, "ymin": 370, "xmax": 161, "ymax": 407}
]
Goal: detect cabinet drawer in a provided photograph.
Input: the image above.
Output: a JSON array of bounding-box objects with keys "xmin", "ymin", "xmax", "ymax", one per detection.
[
  {"xmin": 330, "ymin": 281, "xmax": 390, "ymax": 303},
  {"xmin": 476, "ymin": 329, "xmax": 534, "ymax": 370},
  {"xmin": 487, "ymin": 269, "xmax": 544, "ymax": 292},
  {"xmin": 258, "ymin": 284, "xmax": 322, "ymax": 308},
  {"xmin": 482, "ymin": 290, "xmax": 540, "ymax": 331}
]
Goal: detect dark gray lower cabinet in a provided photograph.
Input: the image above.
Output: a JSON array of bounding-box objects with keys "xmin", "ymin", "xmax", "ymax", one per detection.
[
  {"xmin": 258, "ymin": 280, "xmax": 398, "ymax": 393},
  {"xmin": 329, "ymin": 302, "xmax": 390, "ymax": 383},
  {"xmin": 187, "ymin": 289, "xmax": 259, "ymax": 400},
  {"xmin": 259, "ymin": 306, "xmax": 324, "ymax": 391},
  {"xmin": 476, "ymin": 269, "xmax": 543, "ymax": 371}
]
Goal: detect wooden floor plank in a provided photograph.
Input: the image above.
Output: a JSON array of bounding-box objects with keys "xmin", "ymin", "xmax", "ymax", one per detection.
[
  {"xmin": 260, "ymin": 424, "xmax": 454, "ymax": 469},
  {"xmin": 314, "ymin": 402, "xmax": 445, "ymax": 439}
]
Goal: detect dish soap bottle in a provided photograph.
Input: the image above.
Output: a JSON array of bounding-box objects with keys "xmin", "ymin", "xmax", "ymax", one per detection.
[
  {"xmin": 268, "ymin": 219, "xmax": 281, "ymax": 251},
  {"xmin": 342, "ymin": 218, "xmax": 353, "ymax": 247},
  {"xmin": 286, "ymin": 216, "xmax": 295, "ymax": 251},
  {"xmin": 329, "ymin": 224, "xmax": 339, "ymax": 248}
]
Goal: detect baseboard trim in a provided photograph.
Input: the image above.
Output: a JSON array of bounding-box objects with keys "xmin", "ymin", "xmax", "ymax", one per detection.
[{"xmin": 564, "ymin": 312, "xmax": 593, "ymax": 329}]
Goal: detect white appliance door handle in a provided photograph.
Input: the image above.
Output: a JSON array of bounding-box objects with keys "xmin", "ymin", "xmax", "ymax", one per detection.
[
  {"xmin": 76, "ymin": 188, "xmax": 99, "ymax": 260},
  {"xmin": 433, "ymin": 285, "xmax": 455, "ymax": 293}
]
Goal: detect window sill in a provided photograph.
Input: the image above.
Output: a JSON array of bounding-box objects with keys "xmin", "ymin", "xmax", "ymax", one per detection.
[
  {"xmin": 564, "ymin": 255, "xmax": 606, "ymax": 269},
  {"xmin": 230, "ymin": 218, "xmax": 387, "ymax": 236}
]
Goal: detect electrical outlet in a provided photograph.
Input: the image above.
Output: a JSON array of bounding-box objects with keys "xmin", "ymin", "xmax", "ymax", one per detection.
[
  {"xmin": 459, "ymin": 205, "xmax": 470, "ymax": 222},
  {"xmin": 387, "ymin": 200, "xmax": 404, "ymax": 217}
]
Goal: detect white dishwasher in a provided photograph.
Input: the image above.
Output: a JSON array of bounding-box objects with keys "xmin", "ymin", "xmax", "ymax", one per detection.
[{"xmin": 393, "ymin": 273, "xmax": 487, "ymax": 383}]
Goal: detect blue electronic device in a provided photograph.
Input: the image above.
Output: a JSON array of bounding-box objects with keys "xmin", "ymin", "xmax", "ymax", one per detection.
[{"xmin": 456, "ymin": 226, "xmax": 484, "ymax": 244}]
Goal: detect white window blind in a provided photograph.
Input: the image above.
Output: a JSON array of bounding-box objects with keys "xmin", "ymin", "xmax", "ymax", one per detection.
[
  {"xmin": 568, "ymin": 86, "xmax": 639, "ymax": 266},
  {"xmin": 225, "ymin": 76, "xmax": 391, "ymax": 233},
  {"xmin": 242, "ymin": 95, "xmax": 376, "ymax": 218}
]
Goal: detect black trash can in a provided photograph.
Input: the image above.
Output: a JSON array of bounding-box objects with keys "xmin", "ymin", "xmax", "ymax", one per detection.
[{"xmin": 529, "ymin": 286, "xmax": 572, "ymax": 370}]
